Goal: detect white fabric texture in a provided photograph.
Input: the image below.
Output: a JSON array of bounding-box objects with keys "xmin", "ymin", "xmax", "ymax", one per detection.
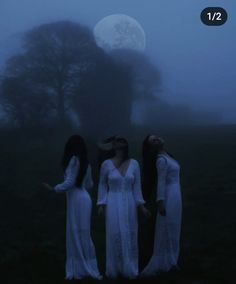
[
  {"xmin": 142, "ymin": 153, "xmax": 182, "ymax": 275},
  {"xmin": 54, "ymin": 155, "xmax": 102, "ymax": 280},
  {"xmin": 97, "ymin": 159, "xmax": 145, "ymax": 278}
]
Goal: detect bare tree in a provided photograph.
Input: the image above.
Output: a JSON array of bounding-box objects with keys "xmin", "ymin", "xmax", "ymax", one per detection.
[{"xmin": 2, "ymin": 21, "xmax": 99, "ymax": 127}]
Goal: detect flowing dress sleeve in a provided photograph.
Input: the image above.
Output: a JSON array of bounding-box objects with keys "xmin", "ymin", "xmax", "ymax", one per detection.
[
  {"xmin": 156, "ymin": 157, "xmax": 168, "ymax": 202},
  {"xmin": 97, "ymin": 161, "xmax": 109, "ymax": 205},
  {"xmin": 133, "ymin": 160, "xmax": 145, "ymax": 205},
  {"xmin": 84, "ymin": 164, "xmax": 94, "ymax": 191},
  {"xmin": 54, "ymin": 156, "xmax": 79, "ymax": 192}
]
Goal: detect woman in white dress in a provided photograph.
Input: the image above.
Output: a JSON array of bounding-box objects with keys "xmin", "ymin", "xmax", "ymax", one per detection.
[
  {"xmin": 141, "ymin": 134, "xmax": 182, "ymax": 275},
  {"xmin": 43, "ymin": 135, "xmax": 101, "ymax": 280},
  {"xmin": 97, "ymin": 136, "xmax": 150, "ymax": 279}
]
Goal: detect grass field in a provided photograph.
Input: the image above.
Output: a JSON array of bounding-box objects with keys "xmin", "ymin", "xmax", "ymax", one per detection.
[{"xmin": 0, "ymin": 124, "xmax": 236, "ymax": 284}]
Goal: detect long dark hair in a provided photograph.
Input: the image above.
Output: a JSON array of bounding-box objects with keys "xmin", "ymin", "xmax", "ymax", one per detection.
[
  {"xmin": 142, "ymin": 135, "xmax": 158, "ymax": 201},
  {"xmin": 142, "ymin": 134, "xmax": 174, "ymax": 200},
  {"xmin": 62, "ymin": 135, "xmax": 88, "ymax": 187}
]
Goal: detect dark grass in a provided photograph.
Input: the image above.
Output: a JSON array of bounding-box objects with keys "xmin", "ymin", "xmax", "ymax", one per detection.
[{"xmin": 0, "ymin": 125, "xmax": 236, "ymax": 284}]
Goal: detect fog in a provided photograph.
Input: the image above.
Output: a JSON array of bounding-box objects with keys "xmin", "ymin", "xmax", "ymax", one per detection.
[{"xmin": 0, "ymin": 0, "xmax": 236, "ymax": 125}]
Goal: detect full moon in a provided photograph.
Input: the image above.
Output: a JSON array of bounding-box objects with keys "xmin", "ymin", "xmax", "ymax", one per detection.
[{"xmin": 94, "ymin": 14, "xmax": 146, "ymax": 52}]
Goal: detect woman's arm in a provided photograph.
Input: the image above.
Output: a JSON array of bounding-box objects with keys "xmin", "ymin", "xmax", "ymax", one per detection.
[
  {"xmin": 133, "ymin": 160, "xmax": 151, "ymax": 218},
  {"xmin": 54, "ymin": 156, "xmax": 79, "ymax": 192},
  {"xmin": 97, "ymin": 161, "xmax": 109, "ymax": 207},
  {"xmin": 156, "ymin": 157, "xmax": 168, "ymax": 216},
  {"xmin": 133, "ymin": 160, "xmax": 145, "ymax": 206},
  {"xmin": 84, "ymin": 164, "xmax": 94, "ymax": 192}
]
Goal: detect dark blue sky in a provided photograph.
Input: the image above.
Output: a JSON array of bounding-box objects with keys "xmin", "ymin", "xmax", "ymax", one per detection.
[{"xmin": 0, "ymin": 0, "xmax": 235, "ymax": 123}]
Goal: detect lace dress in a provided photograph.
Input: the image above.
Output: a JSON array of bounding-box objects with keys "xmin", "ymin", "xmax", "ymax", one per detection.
[
  {"xmin": 54, "ymin": 155, "xmax": 102, "ymax": 280},
  {"xmin": 97, "ymin": 159, "xmax": 145, "ymax": 278},
  {"xmin": 141, "ymin": 153, "xmax": 182, "ymax": 275}
]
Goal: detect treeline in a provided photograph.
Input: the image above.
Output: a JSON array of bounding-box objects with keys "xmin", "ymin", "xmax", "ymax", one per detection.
[
  {"xmin": 0, "ymin": 20, "xmax": 221, "ymax": 137},
  {"xmin": 0, "ymin": 21, "xmax": 162, "ymax": 136}
]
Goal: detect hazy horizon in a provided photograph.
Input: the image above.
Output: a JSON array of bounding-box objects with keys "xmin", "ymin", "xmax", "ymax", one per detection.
[{"xmin": 0, "ymin": 0, "xmax": 235, "ymax": 125}]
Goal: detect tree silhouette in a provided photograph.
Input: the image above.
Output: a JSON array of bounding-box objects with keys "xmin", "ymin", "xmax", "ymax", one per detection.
[
  {"xmin": 1, "ymin": 76, "xmax": 54, "ymax": 128},
  {"xmin": 1, "ymin": 21, "xmax": 136, "ymax": 133},
  {"xmin": 75, "ymin": 53, "xmax": 133, "ymax": 137},
  {"xmin": 111, "ymin": 49, "xmax": 161, "ymax": 100},
  {"xmin": 2, "ymin": 21, "xmax": 99, "ymax": 127}
]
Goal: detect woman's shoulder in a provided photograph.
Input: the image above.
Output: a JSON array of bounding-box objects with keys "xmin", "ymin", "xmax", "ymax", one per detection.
[
  {"xmin": 101, "ymin": 159, "xmax": 111, "ymax": 168},
  {"xmin": 130, "ymin": 158, "xmax": 140, "ymax": 167},
  {"xmin": 158, "ymin": 153, "xmax": 179, "ymax": 164},
  {"xmin": 69, "ymin": 155, "xmax": 80, "ymax": 166},
  {"xmin": 64, "ymin": 156, "xmax": 79, "ymax": 173},
  {"xmin": 157, "ymin": 154, "xmax": 168, "ymax": 164}
]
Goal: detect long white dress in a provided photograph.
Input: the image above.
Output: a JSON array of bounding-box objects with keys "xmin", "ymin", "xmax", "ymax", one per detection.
[
  {"xmin": 54, "ymin": 155, "xmax": 102, "ymax": 280},
  {"xmin": 97, "ymin": 159, "xmax": 145, "ymax": 278},
  {"xmin": 142, "ymin": 153, "xmax": 182, "ymax": 275}
]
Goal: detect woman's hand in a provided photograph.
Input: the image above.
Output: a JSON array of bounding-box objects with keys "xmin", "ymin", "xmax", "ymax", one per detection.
[
  {"xmin": 139, "ymin": 204, "xmax": 151, "ymax": 219},
  {"xmin": 157, "ymin": 200, "xmax": 166, "ymax": 216},
  {"xmin": 42, "ymin": 182, "xmax": 54, "ymax": 191},
  {"xmin": 98, "ymin": 205, "xmax": 105, "ymax": 216}
]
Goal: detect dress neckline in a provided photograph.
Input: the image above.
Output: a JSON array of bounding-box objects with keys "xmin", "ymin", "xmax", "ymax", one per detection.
[{"xmin": 109, "ymin": 159, "xmax": 132, "ymax": 178}]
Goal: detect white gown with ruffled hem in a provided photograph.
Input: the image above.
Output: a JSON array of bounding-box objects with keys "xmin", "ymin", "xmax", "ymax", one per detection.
[
  {"xmin": 97, "ymin": 159, "xmax": 145, "ymax": 279},
  {"xmin": 141, "ymin": 153, "xmax": 182, "ymax": 276},
  {"xmin": 54, "ymin": 156, "xmax": 102, "ymax": 280}
]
